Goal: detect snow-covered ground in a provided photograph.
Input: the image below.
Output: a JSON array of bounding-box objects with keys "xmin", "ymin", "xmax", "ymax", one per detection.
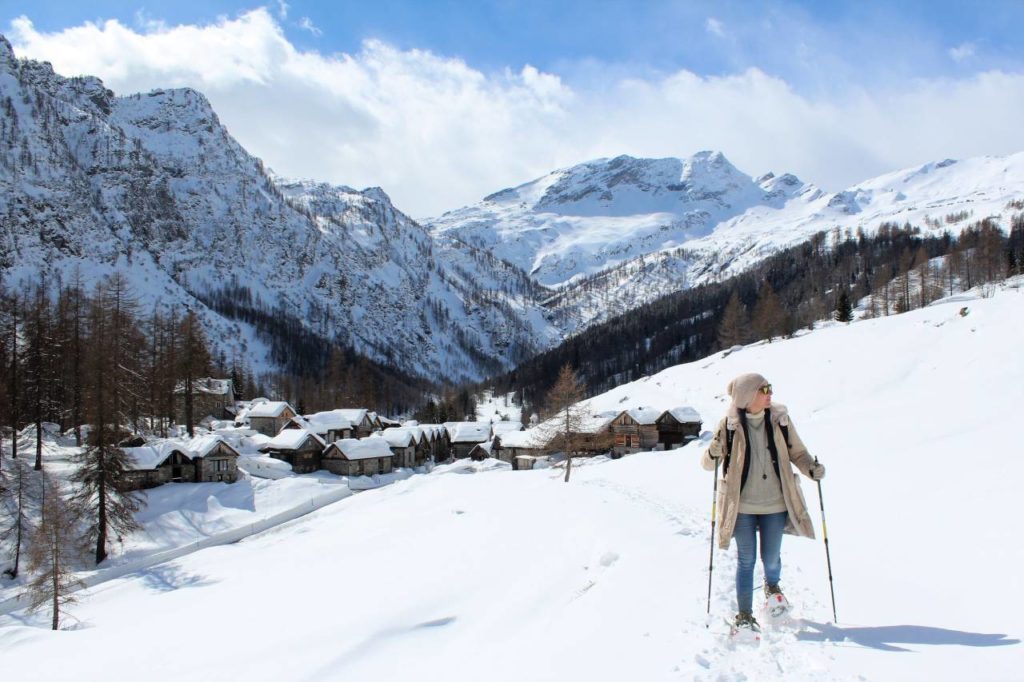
[
  {"xmin": 0, "ymin": 430, "xmax": 418, "ymax": 611},
  {"xmin": 2, "ymin": 281, "xmax": 1022, "ymax": 680},
  {"xmin": 474, "ymin": 389, "xmax": 525, "ymax": 425}
]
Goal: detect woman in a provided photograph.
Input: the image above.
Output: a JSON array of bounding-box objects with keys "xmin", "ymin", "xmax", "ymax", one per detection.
[{"xmin": 701, "ymin": 372, "xmax": 825, "ymax": 631}]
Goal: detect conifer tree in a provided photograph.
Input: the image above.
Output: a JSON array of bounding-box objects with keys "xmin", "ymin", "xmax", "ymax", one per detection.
[
  {"xmin": 71, "ymin": 425, "xmax": 143, "ymax": 565},
  {"xmin": 26, "ymin": 474, "xmax": 83, "ymax": 630},
  {"xmin": 751, "ymin": 282, "xmax": 786, "ymax": 342},
  {"xmin": 717, "ymin": 290, "xmax": 748, "ymax": 349},
  {"xmin": 2, "ymin": 287, "xmax": 22, "ymax": 464},
  {"xmin": 1, "ymin": 458, "xmax": 36, "ymax": 578},
  {"xmin": 179, "ymin": 310, "xmax": 211, "ymax": 437},
  {"xmin": 834, "ymin": 289, "xmax": 853, "ymax": 323},
  {"xmin": 543, "ymin": 364, "xmax": 585, "ymax": 483}
]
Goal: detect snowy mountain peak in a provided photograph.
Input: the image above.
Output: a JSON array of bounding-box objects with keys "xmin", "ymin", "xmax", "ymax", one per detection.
[
  {"xmin": 526, "ymin": 151, "xmax": 757, "ymax": 218},
  {"xmin": 428, "ymin": 151, "xmax": 797, "ymax": 286}
]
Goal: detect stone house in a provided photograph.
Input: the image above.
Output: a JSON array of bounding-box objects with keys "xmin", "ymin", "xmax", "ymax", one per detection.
[
  {"xmin": 468, "ymin": 438, "xmax": 496, "ymax": 461},
  {"xmin": 123, "ymin": 442, "xmax": 195, "ymax": 490},
  {"xmin": 185, "ymin": 435, "xmax": 241, "ymax": 483},
  {"xmin": 493, "ymin": 430, "xmax": 546, "ymax": 464},
  {"xmin": 445, "ymin": 422, "xmax": 492, "ymax": 459},
  {"xmin": 175, "ymin": 377, "xmax": 236, "ymax": 423},
  {"xmin": 285, "ymin": 411, "xmax": 354, "ymax": 443},
  {"xmin": 416, "ymin": 424, "xmax": 448, "ymax": 460},
  {"xmin": 321, "ymin": 437, "xmax": 395, "ymax": 477},
  {"xmin": 333, "ymin": 409, "xmax": 377, "ymax": 438},
  {"xmin": 261, "ymin": 429, "xmax": 326, "ymax": 474},
  {"xmin": 380, "ymin": 428, "xmax": 417, "ymax": 468},
  {"xmin": 655, "ymin": 407, "xmax": 703, "ymax": 449},
  {"xmin": 247, "ymin": 401, "xmax": 298, "ymax": 437}
]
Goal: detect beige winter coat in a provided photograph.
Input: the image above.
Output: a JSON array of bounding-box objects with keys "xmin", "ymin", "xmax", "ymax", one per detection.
[{"xmin": 701, "ymin": 403, "xmax": 816, "ymax": 549}]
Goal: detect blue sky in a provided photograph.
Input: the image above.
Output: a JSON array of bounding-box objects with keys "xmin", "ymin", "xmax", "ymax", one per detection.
[
  {"xmin": 3, "ymin": 1, "xmax": 1024, "ymax": 216},
  {"xmin": 7, "ymin": 1, "xmax": 1021, "ymax": 87}
]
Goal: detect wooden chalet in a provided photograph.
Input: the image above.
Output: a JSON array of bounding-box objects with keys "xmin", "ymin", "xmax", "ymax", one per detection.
[
  {"xmin": 655, "ymin": 407, "xmax": 703, "ymax": 449},
  {"xmin": 261, "ymin": 429, "xmax": 326, "ymax": 474},
  {"xmin": 574, "ymin": 411, "xmax": 618, "ymax": 455},
  {"xmin": 247, "ymin": 401, "xmax": 298, "ymax": 437},
  {"xmin": 321, "ymin": 437, "xmax": 395, "ymax": 476},
  {"xmin": 610, "ymin": 406, "xmax": 662, "ymax": 455}
]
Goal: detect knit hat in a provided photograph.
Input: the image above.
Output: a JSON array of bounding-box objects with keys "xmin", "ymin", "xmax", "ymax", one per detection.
[{"xmin": 727, "ymin": 372, "xmax": 770, "ymax": 411}]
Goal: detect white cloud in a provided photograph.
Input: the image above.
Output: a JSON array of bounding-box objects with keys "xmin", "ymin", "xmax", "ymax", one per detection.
[
  {"xmin": 7, "ymin": 10, "xmax": 1024, "ymax": 218},
  {"xmin": 297, "ymin": 16, "xmax": 321, "ymax": 37},
  {"xmin": 705, "ymin": 17, "xmax": 726, "ymax": 38},
  {"xmin": 276, "ymin": 1, "xmax": 289, "ymax": 20},
  {"xmin": 948, "ymin": 42, "xmax": 975, "ymax": 62}
]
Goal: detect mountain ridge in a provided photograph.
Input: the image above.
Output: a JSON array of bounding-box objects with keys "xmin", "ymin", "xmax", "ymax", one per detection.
[{"xmin": 2, "ymin": 35, "xmax": 1022, "ymax": 386}]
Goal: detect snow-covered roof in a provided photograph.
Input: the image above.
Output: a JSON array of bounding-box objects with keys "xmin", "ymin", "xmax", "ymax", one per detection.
[
  {"xmin": 491, "ymin": 421, "xmax": 523, "ymax": 435},
  {"xmin": 625, "ymin": 406, "xmax": 662, "ymax": 425},
  {"xmin": 328, "ymin": 437, "xmax": 394, "ymax": 460},
  {"xmin": 378, "ymin": 416, "xmax": 401, "ymax": 428},
  {"xmin": 497, "ymin": 430, "xmax": 546, "ymax": 449},
  {"xmin": 248, "ymin": 401, "xmax": 294, "ymax": 419},
  {"xmin": 399, "ymin": 426, "xmax": 425, "ymax": 444},
  {"xmin": 578, "ymin": 411, "xmax": 619, "ymax": 434},
  {"xmin": 123, "ymin": 442, "xmax": 190, "ymax": 470},
  {"xmin": 380, "ymin": 428, "xmax": 414, "ymax": 448},
  {"xmin": 471, "ymin": 441, "xmax": 493, "ymax": 455},
  {"xmin": 446, "ymin": 422, "xmax": 492, "ymax": 443},
  {"xmin": 263, "ymin": 429, "xmax": 325, "ymax": 451},
  {"xmin": 417, "ymin": 424, "xmax": 445, "ymax": 438},
  {"xmin": 299, "ymin": 409, "xmax": 356, "ymax": 430},
  {"xmin": 333, "ymin": 409, "xmax": 370, "ymax": 425},
  {"xmin": 185, "ymin": 435, "xmax": 239, "ymax": 458},
  {"xmin": 665, "ymin": 407, "xmax": 702, "ymax": 423}
]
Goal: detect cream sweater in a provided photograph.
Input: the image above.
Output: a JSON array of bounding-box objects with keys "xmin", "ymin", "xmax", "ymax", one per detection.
[{"xmin": 738, "ymin": 410, "xmax": 787, "ymax": 514}]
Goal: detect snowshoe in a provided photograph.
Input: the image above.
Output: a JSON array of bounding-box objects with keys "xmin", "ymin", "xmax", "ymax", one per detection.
[
  {"xmin": 763, "ymin": 584, "xmax": 791, "ymax": 620},
  {"xmin": 727, "ymin": 612, "xmax": 761, "ymax": 645}
]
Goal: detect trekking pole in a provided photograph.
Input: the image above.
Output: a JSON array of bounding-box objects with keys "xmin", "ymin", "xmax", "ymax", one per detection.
[
  {"xmin": 706, "ymin": 457, "xmax": 719, "ymax": 619},
  {"xmin": 814, "ymin": 456, "xmax": 837, "ymax": 623}
]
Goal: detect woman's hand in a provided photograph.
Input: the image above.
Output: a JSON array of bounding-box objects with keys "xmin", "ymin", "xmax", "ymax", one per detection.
[{"xmin": 810, "ymin": 462, "xmax": 826, "ymax": 481}]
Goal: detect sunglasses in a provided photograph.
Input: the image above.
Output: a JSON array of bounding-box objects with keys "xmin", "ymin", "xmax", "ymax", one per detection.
[{"xmin": 758, "ymin": 384, "xmax": 773, "ymax": 395}]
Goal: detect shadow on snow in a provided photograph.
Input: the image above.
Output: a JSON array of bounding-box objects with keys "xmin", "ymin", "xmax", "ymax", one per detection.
[{"xmin": 798, "ymin": 620, "xmax": 1021, "ymax": 652}]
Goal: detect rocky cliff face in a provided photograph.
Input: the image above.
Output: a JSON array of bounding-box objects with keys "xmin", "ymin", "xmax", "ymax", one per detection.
[{"xmin": 0, "ymin": 37, "xmax": 553, "ymax": 383}]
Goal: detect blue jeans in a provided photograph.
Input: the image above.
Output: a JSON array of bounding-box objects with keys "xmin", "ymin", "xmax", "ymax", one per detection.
[{"xmin": 734, "ymin": 511, "xmax": 787, "ymax": 613}]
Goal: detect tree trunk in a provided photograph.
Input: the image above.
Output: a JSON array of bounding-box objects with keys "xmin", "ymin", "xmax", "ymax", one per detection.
[{"xmin": 50, "ymin": 539, "xmax": 59, "ymax": 630}]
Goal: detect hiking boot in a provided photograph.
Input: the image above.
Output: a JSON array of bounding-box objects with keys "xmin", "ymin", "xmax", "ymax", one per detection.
[
  {"xmin": 764, "ymin": 583, "xmax": 783, "ymax": 598},
  {"xmin": 734, "ymin": 611, "xmax": 760, "ymax": 630}
]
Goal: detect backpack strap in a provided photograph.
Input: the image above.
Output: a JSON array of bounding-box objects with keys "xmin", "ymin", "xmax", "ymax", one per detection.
[
  {"xmin": 722, "ymin": 426, "xmax": 735, "ymax": 477},
  {"xmin": 764, "ymin": 408, "xmax": 782, "ymax": 482},
  {"xmin": 779, "ymin": 423, "xmax": 791, "ymax": 449}
]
